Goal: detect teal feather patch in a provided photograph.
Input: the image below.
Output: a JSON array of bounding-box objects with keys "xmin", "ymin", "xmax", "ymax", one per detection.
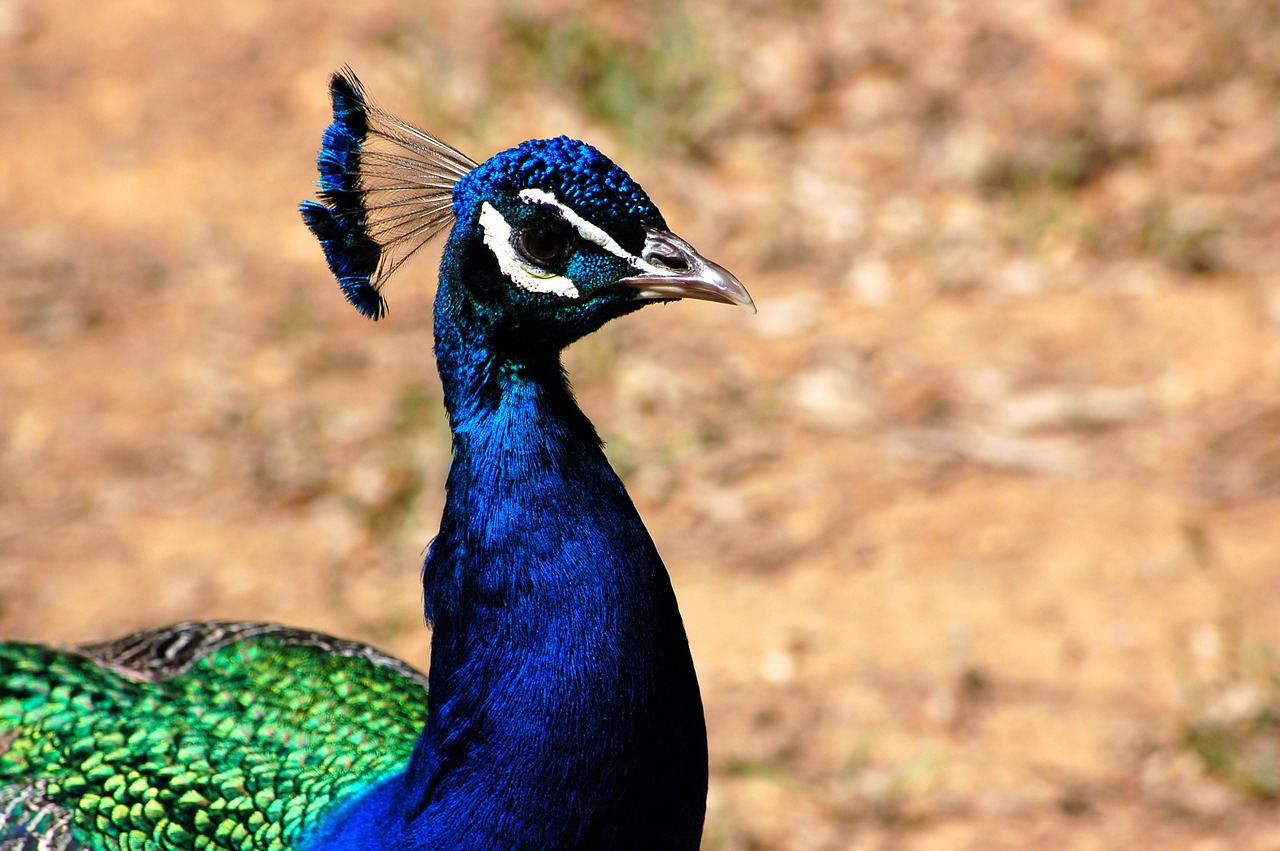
[{"xmin": 0, "ymin": 624, "xmax": 428, "ymax": 850}]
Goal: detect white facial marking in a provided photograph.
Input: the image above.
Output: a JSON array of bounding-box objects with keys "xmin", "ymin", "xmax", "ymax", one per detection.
[
  {"xmin": 477, "ymin": 202, "xmax": 581, "ymax": 298},
  {"xmin": 517, "ymin": 188, "xmax": 667, "ymax": 275}
]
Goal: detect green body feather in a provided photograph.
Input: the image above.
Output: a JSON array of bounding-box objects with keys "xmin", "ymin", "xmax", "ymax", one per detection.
[{"xmin": 0, "ymin": 624, "xmax": 427, "ymax": 850}]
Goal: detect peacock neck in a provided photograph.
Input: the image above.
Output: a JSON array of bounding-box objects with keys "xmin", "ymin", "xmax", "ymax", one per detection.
[{"xmin": 362, "ymin": 275, "xmax": 708, "ymax": 849}]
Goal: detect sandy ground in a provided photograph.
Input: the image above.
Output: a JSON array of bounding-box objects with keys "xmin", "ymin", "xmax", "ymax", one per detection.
[{"xmin": 3, "ymin": 1, "xmax": 1280, "ymax": 848}]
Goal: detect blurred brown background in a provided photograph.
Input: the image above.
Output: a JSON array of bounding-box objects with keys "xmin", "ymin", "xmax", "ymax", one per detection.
[{"xmin": 3, "ymin": 0, "xmax": 1280, "ymax": 848}]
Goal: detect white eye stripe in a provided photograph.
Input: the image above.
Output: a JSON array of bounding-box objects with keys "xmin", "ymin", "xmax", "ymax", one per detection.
[
  {"xmin": 517, "ymin": 188, "xmax": 666, "ymax": 276},
  {"xmin": 478, "ymin": 202, "xmax": 580, "ymax": 298}
]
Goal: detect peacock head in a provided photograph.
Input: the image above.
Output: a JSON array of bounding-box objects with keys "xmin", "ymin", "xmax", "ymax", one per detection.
[{"xmin": 300, "ymin": 69, "xmax": 753, "ymax": 349}]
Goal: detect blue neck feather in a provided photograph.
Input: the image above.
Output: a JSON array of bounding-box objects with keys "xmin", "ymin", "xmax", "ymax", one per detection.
[{"xmin": 308, "ymin": 229, "xmax": 708, "ymax": 851}]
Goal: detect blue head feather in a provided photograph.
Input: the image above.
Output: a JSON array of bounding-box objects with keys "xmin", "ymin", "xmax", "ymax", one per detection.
[
  {"xmin": 452, "ymin": 136, "xmax": 666, "ymax": 254},
  {"xmin": 429, "ymin": 137, "xmax": 677, "ymax": 363}
]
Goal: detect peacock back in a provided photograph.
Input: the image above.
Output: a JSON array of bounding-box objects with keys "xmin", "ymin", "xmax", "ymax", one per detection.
[{"xmin": 0, "ymin": 622, "xmax": 428, "ymax": 851}]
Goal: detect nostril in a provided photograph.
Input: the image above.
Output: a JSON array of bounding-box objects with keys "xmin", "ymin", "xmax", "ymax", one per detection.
[{"xmin": 649, "ymin": 250, "xmax": 690, "ymax": 272}]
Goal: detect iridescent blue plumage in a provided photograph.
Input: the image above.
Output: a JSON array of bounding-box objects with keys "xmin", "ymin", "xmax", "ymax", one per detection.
[{"xmin": 2, "ymin": 68, "xmax": 753, "ymax": 851}]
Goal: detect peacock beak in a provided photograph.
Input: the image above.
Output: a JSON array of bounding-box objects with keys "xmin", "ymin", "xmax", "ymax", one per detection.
[{"xmin": 611, "ymin": 228, "xmax": 756, "ymax": 314}]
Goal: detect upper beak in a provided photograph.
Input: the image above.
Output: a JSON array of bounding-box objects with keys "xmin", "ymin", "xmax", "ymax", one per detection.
[{"xmin": 611, "ymin": 229, "xmax": 756, "ymax": 314}]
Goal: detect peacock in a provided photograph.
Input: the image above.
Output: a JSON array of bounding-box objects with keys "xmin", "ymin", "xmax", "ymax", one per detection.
[{"xmin": 0, "ymin": 68, "xmax": 753, "ymax": 851}]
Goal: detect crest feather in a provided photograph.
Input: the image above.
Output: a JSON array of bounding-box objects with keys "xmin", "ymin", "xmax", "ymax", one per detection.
[{"xmin": 299, "ymin": 68, "xmax": 477, "ymax": 319}]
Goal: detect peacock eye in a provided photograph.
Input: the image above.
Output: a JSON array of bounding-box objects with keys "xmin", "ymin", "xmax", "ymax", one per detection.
[{"xmin": 513, "ymin": 226, "xmax": 570, "ymax": 267}]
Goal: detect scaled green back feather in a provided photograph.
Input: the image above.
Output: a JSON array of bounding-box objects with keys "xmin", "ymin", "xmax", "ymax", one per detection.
[{"xmin": 0, "ymin": 623, "xmax": 428, "ymax": 851}]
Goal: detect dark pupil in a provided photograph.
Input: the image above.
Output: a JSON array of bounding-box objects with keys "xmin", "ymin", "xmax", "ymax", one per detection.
[{"xmin": 517, "ymin": 228, "xmax": 568, "ymax": 265}]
